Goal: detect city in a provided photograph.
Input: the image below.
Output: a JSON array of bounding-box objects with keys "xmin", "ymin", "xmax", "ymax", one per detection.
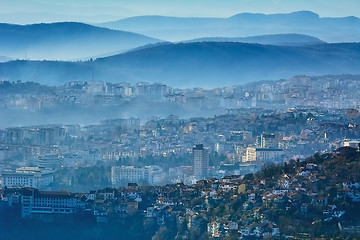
[
  {"xmin": 1, "ymin": 75, "xmax": 360, "ymax": 238},
  {"xmin": 1, "ymin": 0, "xmax": 360, "ymax": 239}
]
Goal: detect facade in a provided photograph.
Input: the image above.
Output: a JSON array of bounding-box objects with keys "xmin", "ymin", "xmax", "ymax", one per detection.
[
  {"xmin": 111, "ymin": 165, "xmax": 166, "ymax": 186},
  {"xmin": 261, "ymin": 133, "xmax": 278, "ymax": 148},
  {"xmin": 230, "ymin": 131, "xmax": 253, "ymax": 145},
  {"xmin": 192, "ymin": 144, "xmax": 209, "ymax": 180},
  {"xmin": 244, "ymin": 147, "xmax": 284, "ymax": 164},
  {"xmin": 343, "ymin": 140, "xmax": 360, "ymax": 149},
  {"xmin": 111, "ymin": 166, "xmax": 145, "ymax": 185},
  {"xmin": 21, "ymin": 188, "xmax": 85, "ymax": 218},
  {"xmin": 146, "ymin": 165, "xmax": 166, "ymax": 185},
  {"xmin": 1, "ymin": 167, "xmax": 54, "ymax": 189},
  {"xmin": 6, "ymin": 128, "xmax": 24, "ymax": 144}
]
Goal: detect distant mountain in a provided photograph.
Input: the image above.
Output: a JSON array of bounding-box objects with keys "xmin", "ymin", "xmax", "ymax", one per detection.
[
  {"xmin": 0, "ymin": 42, "xmax": 359, "ymax": 88},
  {"xmin": 184, "ymin": 34, "xmax": 325, "ymax": 46},
  {"xmin": 0, "ymin": 55, "xmax": 12, "ymax": 62},
  {"xmin": 99, "ymin": 11, "xmax": 360, "ymax": 42},
  {"xmin": 0, "ymin": 22, "xmax": 162, "ymax": 60}
]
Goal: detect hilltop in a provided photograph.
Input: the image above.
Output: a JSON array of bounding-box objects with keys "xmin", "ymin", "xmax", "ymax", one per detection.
[{"xmin": 0, "ymin": 22, "xmax": 162, "ymax": 60}]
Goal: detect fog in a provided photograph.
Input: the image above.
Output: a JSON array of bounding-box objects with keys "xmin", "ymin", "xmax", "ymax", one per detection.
[{"xmin": 0, "ymin": 101, "xmax": 220, "ymax": 129}]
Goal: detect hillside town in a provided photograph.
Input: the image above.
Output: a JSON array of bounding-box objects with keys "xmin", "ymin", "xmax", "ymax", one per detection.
[{"xmin": 1, "ymin": 148, "xmax": 360, "ymax": 239}]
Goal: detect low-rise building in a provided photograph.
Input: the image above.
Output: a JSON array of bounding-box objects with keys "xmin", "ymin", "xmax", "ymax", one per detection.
[{"xmin": 20, "ymin": 188, "xmax": 86, "ymax": 218}]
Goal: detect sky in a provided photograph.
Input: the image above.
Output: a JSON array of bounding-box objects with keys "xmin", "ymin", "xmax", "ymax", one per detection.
[{"xmin": 0, "ymin": 0, "xmax": 359, "ymax": 24}]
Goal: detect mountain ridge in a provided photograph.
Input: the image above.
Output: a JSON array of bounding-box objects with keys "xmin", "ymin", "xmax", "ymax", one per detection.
[
  {"xmin": 99, "ymin": 11, "xmax": 360, "ymax": 42},
  {"xmin": 1, "ymin": 42, "xmax": 359, "ymax": 88},
  {"xmin": 0, "ymin": 22, "xmax": 162, "ymax": 61},
  {"xmin": 183, "ymin": 33, "xmax": 325, "ymax": 46}
]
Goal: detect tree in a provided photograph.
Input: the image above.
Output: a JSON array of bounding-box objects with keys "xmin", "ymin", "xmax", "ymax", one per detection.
[{"xmin": 191, "ymin": 197, "xmax": 204, "ymax": 207}]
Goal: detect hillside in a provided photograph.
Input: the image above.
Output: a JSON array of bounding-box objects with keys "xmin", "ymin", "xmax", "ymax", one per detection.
[
  {"xmin": 2, "ymin": 148, "xmax": 360, "ymax": 239},
  {"xmin": 0, "ymin": 22, "xmax": 162, "ymax": 60},
  {"xmin": 184, "ymin": 33, "xmax": 326, "ymax": 46},
  {"xmin": 158, "ymin": 147, "xmax": 360, "ymax": 239},
  {"xmin": 0, "ymin": 42, "xmax": 359, "ymax": 88},
  {"xmin": 99, "ymin": 11, "xmax": 360, "ymax": 42}
]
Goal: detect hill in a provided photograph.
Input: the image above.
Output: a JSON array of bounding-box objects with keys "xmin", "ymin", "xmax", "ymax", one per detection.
[
  {"xmin": 0, "ymin": 42, "xmax": 359, "ymax": 88},
  {"xmin": 184, "ymin": 33, "xmax": 325, "ymax": 46},
  {"xmin": 99, "ymin": 11, "xmax": 360, "ymax": 42},
  {"xmin": 2, "ymin": 148, "xmax": 360, "ymax": 239},
  {"xmin": 0, "ymin": 55, "xmax": 12, "ymax": 62},
  {"xmin": 0, "ymin": 22, "xmax": 162, "ymax": 60}
]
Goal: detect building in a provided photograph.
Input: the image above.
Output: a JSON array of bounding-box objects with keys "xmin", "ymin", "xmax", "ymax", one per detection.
[
  {"xmin": 208, "ymin": 221, "xmax": 222, "ymax": 238},
  {"xmin": 111, "ymin": 166, "xmax": 144, "ymax": 185},
  {"xmin": 343, "ymin": 140, "xmax": 360, "ymax": 149},
  {"xmin": 230, "ymin": 131, "xmax": 253, "ymax": 145},
  {"xmin": 244, "ymin": 147, "xmax": 284, "ymax": 164},
  {"xmin": 111, "ymin": 165, "xmax": 166, "ymax": 186},
  {"xmin": 145, "ymin": 165, "xmax": 166, "ymax": 185},
  {"xmin": 37, "ymin": 155, "xmax": 63, "ymax": 169},
  {"xmin": 20, "ymin": 188, "xmax": 86, "ymax": 218},
  {"xmin": 1, "ymin": 167, "xmax": 54, "ymax": 189},
  {"xmin": 6, "ymin": 127, "xmax": 24, "ymax": 144},
  {"xmin": 193, "ymin": 144, "xmax": 209, "ymax": 180},
  {"xmin": 101, "ymin": 118, "xmax": 140, "ymax": 132},
  {"xmin": 261, "ymin": 133, "xmax": 278, "ymax": 148}
]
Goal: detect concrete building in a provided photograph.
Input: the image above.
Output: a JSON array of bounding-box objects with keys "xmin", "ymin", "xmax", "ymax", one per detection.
[
  {"xmin": 38, "ymin": 126, "xmax": 65, "ymax": 145},
  {"xmin": 111, "ymin": 166, "xmax": 145, "ymax": 185},
  {"xmin": 261, "ymin": 133, "xmax": 278, "ymax": 148},
  {"xmin": 244, "ymin": 147, "xmax": 284, "ymax": 164},
  {"xmin": 6, "ymin": 127, "xmax": 24, "ymax": 144},
  {"xmin": 111, "ymin": 165, "xmax": 166, "ymax": 186},
  {"xmin": 230, "ymin": 131, "xmax": 253, "ymax": 145},
  {"xmin": 1, "ymin": 167, "xmax": 54, "ymax": 189},
  {"xmin": 20, "ymin": 188, "xmax": 85, "ymax": 218},
  {"xmin": 101, "ymin": 118, "xmax": 140, "ymax": 132},
  {"xmin": 193, "ymin": 144, "xmax": 209, "ymax": 180},
  {"xmin": 343, "ymin": 140, "xmax": 360, "ymax": 149},
  {"xmin": 145, "ymin": 165, "xmax": 166, "ymax": 185}
]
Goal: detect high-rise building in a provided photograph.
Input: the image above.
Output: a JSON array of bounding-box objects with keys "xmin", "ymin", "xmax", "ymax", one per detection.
[{"xmin": 193, "ymin": 144, "xmax": 209, "ymax": 180}]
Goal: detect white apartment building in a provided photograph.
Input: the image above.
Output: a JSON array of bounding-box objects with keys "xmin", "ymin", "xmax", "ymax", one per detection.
[
  {"xmin": 244, "ymin": 147, "xmax": 284, "ymax": 164},
  {"xmin": 111, "ymin": 165, "xmax": 166, "ymax": 186},
  {"xmin": 1, "ymin": 167, "xmax": 54, "ymax": 189}
]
